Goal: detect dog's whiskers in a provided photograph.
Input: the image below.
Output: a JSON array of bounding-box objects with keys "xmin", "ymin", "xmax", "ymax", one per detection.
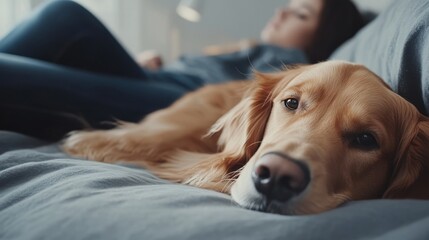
[
  {"xmin": 220, "ymin": 165, "xmax": 245, "ymax": 193},
  {"xmin": 333, "ymin": 193, "xmax": 352, "ymax": 203}
]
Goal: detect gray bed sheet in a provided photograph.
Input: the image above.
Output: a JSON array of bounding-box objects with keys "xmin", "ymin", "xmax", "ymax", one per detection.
[{"xmin": 1, "ymin": 130, "xmax": 429, "ymax": 240}]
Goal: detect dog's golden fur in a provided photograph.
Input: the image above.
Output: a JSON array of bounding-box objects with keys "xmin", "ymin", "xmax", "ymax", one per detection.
[{"xmin": 63, "ymin": 61, "xmax": 429, "ymax": 215}]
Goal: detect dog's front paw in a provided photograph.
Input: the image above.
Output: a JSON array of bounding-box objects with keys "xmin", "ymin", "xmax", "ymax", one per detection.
[{"xmin": 62, "ymin": 130, "xmax": 120, "ymax": 162}]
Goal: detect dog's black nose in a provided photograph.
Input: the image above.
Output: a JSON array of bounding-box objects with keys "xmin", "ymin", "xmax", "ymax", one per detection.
[{"xmin": 252, "ymin": 153, "xmax": 310, "ymax": 201}]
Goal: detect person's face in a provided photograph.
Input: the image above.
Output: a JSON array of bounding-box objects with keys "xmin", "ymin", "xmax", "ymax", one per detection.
[{"xmin": 261, "ymin": 0, "xmax": 324, "ymax": 50}]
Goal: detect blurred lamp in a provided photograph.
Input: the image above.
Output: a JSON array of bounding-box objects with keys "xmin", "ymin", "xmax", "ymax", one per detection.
[{"xmin": 176, "ymin": 0, "xmax": 203, "ymax": 22}]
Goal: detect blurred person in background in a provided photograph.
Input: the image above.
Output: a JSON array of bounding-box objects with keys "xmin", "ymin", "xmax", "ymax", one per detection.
[{"xmin": 0, "ymin": 0, "xmax": 364, "ymax": 140}]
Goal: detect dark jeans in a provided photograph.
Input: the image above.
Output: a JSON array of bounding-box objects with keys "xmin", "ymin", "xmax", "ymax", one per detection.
[{"xmin": 0, "ymin": 0, "xmax": 201, "ymax": 140}]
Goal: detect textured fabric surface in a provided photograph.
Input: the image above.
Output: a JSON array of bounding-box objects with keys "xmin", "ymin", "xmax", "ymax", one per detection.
[
  {"xmin": 330, "ymin": 0, "xmax": 429, "ymax": 115},
  {"xmin": 1, "ymin": 131, "xmax": 429, "ymax": 240}
]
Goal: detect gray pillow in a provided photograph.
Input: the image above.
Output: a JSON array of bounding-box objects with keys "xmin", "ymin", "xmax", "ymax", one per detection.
[{"xmin": 330, "ymin": 0, "xmax": 429, "ymax": 115}]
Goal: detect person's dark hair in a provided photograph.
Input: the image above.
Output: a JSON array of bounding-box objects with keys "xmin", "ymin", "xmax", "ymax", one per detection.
[{"xmin": 306, "ymin": 0, "xmax": 365, "ymax": 63}]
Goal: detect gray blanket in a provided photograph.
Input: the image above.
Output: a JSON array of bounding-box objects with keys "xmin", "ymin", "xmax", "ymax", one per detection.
[{"xmin": 1, "ymin": 131, "xmax": 429, "ymax": 240}]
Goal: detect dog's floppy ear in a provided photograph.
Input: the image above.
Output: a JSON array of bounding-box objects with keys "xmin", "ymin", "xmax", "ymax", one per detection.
[
  {"xmin": 158, "ymin": 67, "xmax": 304, "ymax": 192},
  {"xmin": 383, "ymin": 116, "xmax": 429, "ymax": 199},
  {"xmin": 210, "ymin": 67, "xmax": 303, "ymax": 169}
]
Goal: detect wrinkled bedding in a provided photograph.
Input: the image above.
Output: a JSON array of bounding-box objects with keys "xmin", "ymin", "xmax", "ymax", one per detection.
[{"xmin": 1, "ymin": 131, "xmax": 429, "ymax": 240}]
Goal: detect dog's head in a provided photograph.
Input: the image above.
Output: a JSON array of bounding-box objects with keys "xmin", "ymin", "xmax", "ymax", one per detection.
[{"xmin": 213, "ymin": 60, "xmax": 429, "ymax": 215}]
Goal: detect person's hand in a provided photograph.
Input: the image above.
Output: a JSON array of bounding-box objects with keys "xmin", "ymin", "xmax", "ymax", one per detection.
[{"xmin": 135, "ymin": 50, "xmax": 163, "ymax": 70}]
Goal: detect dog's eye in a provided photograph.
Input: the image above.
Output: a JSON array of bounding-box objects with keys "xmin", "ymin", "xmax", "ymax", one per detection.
[
  {"xmin": 283, "ymin": 98, "xmax": 299, "ymax": 110},
  {"xmin": 350, "ymin": 133, "xmax": 379, "ymax": 150}
]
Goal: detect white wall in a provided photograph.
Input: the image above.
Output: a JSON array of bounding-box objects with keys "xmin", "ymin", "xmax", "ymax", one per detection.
[
  {"xmin": 167, "ymin": 0, "xmax": 287, "ymax": 56},
  {"xmin": 93, "ymin": 0, "xmax": 288, "ymax": 62},
  {"xmin": 353, "ymin": 0, "xmax": 395, "ymax": 12}
]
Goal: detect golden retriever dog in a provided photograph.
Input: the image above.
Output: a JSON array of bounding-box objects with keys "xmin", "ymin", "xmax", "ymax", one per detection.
[{"xmin": 63, "ymin": 60, "xmax": 429, "ymax": 215}]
